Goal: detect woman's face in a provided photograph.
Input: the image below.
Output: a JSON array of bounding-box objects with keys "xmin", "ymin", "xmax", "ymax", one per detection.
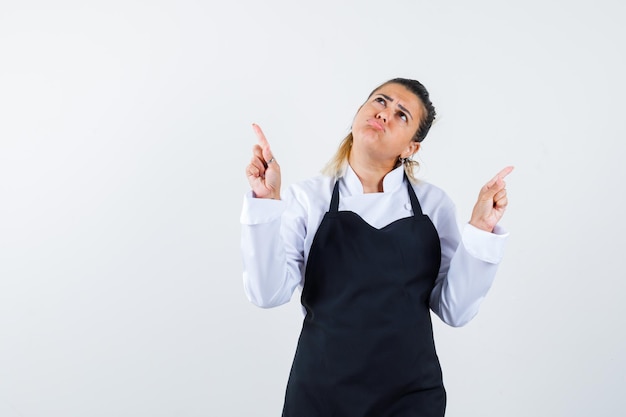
[{"xmin": 351, "ymin": 83, "xmax": 424, "ymax": 165}]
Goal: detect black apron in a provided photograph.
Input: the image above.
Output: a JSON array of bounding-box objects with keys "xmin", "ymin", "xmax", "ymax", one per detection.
[{"xmin": 282, "ymin": 177, "xmax": 446, "ymax": 417}]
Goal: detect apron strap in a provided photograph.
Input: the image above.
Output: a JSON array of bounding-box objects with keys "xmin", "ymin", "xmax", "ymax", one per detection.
[
  {"xmin": 330, "ymin": 180, "xmax": 340, "ymax": 213},
  {"xmin": 406, "ymin": 176, "xmax": 424, "ymax": 216}
]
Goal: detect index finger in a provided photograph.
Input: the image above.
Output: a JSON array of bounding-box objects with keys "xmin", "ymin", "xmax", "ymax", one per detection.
[
  {"xmin": 485, "ymin": 166, "xmax": 514, "ymax": 188},
  {"xmin": 252, "ymin": 123, "xmax": 270, "ymax": 149},
  {"xmin": 495, "ymin": 166, "xmax": 514, "ymax": 180}
]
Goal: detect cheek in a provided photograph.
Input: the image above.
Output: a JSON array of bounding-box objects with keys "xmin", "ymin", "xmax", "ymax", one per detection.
[
  {"xmin": 355, "ymin": 104, "xmax": 369, "ymax": 117},
  {"xmin": 352, "ymin": 109, "xmax": 372, "ymax": 130},
  {"xmin": 351, "ymin": 110, "xmax": 365, "ymax": 129}
]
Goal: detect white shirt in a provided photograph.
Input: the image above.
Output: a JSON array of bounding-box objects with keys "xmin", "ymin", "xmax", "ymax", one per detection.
[{"xmin": 240, "ymin": 165, "xmax": 508, "ymax": 327}]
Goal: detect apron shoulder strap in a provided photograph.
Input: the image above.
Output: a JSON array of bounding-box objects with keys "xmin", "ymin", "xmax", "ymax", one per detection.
[
  {"xmin": 406, "ymin": 176, "xmax": 424, "ymax": 216},
  {"xmin": 330, "ymin": 179, "xmax": 340, "ymax": 213}
]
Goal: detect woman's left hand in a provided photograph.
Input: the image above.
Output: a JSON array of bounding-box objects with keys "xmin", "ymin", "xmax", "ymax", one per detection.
[{"xmin": 469, "ymin": 166, "xmax": 514, "ymax": 232}]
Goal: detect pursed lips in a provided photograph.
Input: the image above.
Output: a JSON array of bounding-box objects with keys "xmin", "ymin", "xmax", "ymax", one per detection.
[{"xmin": 367, "ymin": 118, "xmax": 384, "ymax": 132}]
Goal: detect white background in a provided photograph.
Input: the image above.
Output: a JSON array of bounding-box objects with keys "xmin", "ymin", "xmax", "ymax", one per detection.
[{"xmin": 1, "ymin": 0, "xmax": 625, "ymax": 416}]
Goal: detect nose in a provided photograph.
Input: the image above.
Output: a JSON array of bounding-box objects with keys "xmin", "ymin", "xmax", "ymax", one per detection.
[{"xmin": 376, "ymin": 108, "xmax": 390, "ymax": 123}]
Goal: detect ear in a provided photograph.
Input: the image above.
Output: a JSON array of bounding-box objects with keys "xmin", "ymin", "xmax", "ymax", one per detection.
[{"xmin": 400, "ymin": 142, "xmax": 420, "ymax": 159}]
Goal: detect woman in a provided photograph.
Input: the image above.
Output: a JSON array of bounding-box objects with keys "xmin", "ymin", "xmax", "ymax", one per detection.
[{"xmin": 241, "ymin": 78, "xmax": 512, "ymax": 416}]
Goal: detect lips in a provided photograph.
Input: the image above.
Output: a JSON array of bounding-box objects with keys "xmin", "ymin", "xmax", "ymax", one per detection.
[{"xmin": 367, "ymin": 118, "xmax": 384, "ymax": 131}]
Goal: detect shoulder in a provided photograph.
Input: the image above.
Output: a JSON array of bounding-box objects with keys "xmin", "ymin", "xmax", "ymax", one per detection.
[
  {"xmin": 410, "ymin": 179, "xmax": 458, "ymax": 231},
  {"xmin": 287, "ymin": 174, "xmax": 335, "ymax": 202},
  {"xmin": 413, "ymin": 179, "xmax": 461, "ymax": 243},
  {"xmin": 282, "ymin": 174, "xmax": 335, "ymax": 214},
  {"xmin": 411, "ymin": 179, "xmax": 455, "ymax": 211}
]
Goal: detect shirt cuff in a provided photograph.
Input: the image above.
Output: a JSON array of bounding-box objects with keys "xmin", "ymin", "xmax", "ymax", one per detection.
[
  {"xmin": 240, "ymin": 191, "xmax": 287, "ymax": 225},
  {"xmin": 461, "ymin": 223, "xmax": 509, "ymax": 264}
]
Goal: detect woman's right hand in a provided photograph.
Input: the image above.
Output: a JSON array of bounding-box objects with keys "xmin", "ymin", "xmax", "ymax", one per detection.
[{"xmin": 246, "ymin": 123, "xmax": 281, "ymax": 199}]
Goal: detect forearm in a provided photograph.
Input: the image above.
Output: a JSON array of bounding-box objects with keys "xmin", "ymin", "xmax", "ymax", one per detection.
[
  {"xmin": 431, "ymin": 224, "xmax": 509, "ymax": 327},
  {"xmin": 240, "ymin": 192, "xmax": 304, "ymax": 308}
]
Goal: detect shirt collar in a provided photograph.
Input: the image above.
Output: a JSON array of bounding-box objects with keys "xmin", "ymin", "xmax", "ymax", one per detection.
[{"xmin": 342, "ymin": 164, "xmax": 405, "ymax": 195}]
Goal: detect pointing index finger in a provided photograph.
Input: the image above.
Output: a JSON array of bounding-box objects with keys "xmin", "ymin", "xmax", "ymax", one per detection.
[
  {"xmin": 485, "ymin": 166, "xmax": 514, "ymax": 189},
  {"xmin": 496, "ymin": 166, "xmax": 514, "ymax": 180},
  {"xmin": 252, "ymin": 123, "xmax": 270, "ymax": 149}
]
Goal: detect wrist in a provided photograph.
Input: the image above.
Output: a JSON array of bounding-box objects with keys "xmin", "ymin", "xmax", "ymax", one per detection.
[
  {"xmin": 469, "ymin": 219, "xmax": 494, "ymax": 233},
  {"xmin": 251, "ymin": 190, "xmax": 281, "ymax": 200}
]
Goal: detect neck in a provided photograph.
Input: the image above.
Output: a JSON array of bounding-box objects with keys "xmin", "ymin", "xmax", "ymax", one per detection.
[{"xmin": 348, "ymin": 153, "xmax": 398, "ymax": 193}]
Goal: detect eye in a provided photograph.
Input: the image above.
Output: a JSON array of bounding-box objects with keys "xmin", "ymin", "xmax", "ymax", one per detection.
[
  {"xmin": 374, "ymin": 97, "xmax": 386, "ymax": 106},
  {"xmin": 397, "ymin": 112, "xmax": 408, "ymax": 122}
]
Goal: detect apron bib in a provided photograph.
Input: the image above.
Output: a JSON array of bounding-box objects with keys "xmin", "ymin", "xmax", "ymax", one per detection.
[{"xmin": 283, "ymin": 177, "xmax": 446, "ymax": 417}]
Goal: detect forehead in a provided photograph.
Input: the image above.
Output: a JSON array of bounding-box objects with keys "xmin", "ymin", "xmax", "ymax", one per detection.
[
  {"xmin": 372, "ymin": 84, "xmax": 422, "ymax": 106},
  {"xmin": 372, "ymin": 84, "xmax": 424, "ymax": 111},
  {"xmin": 371, "ymin": 83, "xmax": 425, "ymax": 118}
]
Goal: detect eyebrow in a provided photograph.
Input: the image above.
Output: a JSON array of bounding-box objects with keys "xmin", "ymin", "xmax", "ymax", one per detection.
[{"xmin": 378, "ymin": 94, "xmax": 413, "ymax": 120}]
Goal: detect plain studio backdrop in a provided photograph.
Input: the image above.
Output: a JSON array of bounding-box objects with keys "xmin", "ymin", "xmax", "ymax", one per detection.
[{"xmin": 1, "ymin": 1, "xmax": 625, "ymax": 416}]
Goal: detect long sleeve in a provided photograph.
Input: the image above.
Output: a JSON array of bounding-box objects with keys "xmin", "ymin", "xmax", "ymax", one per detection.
[
  {"xmin": 240, "ymin": 189, "xmax": 308, "ymax": 308},
  {"xmin": 430, "ymin": 217, "xmax": 509, "ymax": 327}
]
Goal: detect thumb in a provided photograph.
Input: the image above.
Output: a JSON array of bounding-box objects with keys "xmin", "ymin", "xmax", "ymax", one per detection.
[{"xmin": 262, "ymin": 144, "xmax": 274, "ymax": 165}]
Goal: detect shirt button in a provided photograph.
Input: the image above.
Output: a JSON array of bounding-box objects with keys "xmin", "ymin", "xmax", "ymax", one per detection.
[{"xmin": 404, "ymin": 203, "xmax": 412, "ymax": 211}]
